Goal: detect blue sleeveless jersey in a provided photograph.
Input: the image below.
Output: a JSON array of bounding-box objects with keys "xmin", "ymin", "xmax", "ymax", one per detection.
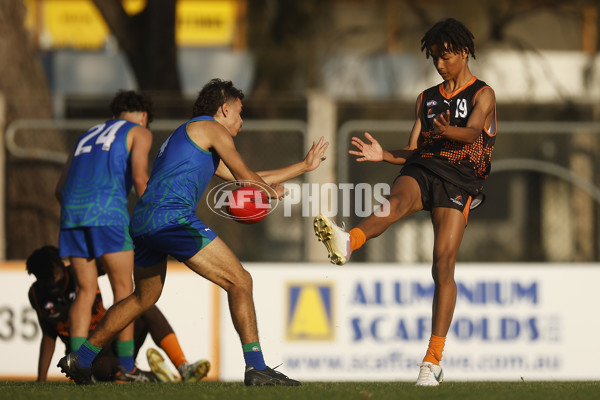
[
  {"xmin": 130, "ymin": 116, "xmax": 221, "ymax": 236},
  {"xmin": 60, "ymin": 119, "xmax": 136, "ymax": 228}
]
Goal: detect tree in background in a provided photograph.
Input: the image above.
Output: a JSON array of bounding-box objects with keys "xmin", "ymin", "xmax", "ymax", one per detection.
[
  {"xmin": 0, "ymin": 0, "xmax": 58, "ymax": 259},
  {"xmin": 92, "ymin": 0, "xmax": 180, "ymax": 93},
  {"xmin": 247, "ymin": 0, "xmax": 332, "ymax": 96},
  {"xmin": 0, "ymin": 0, "xmax": 52, "ymax": 121}
]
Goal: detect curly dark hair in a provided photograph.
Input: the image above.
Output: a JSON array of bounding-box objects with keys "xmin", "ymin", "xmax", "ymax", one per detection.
[
  {"xmin": 192, "ymin": 79, "xmax": 245, "ymax": 118},
  {"xmin": 421, "ymin": 18, "xmax": 476, "ymax": 60},
  {"xmin": 109, "ymin": 90, "xmax": 154, "ymax": 123},
  {"xmin": 26, "ymin": 246, "xmax": 64, "ymax": 280}
]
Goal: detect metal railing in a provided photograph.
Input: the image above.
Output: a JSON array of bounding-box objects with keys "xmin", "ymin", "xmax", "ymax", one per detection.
[{"xmin": 4, "ymin": 117, "xmax": 600, "ymax": 262}]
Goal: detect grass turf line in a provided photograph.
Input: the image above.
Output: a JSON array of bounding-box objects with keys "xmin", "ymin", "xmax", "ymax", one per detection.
[{"xmin": 1, "ymin": 381, "xmax": 599, "ymax": 400}]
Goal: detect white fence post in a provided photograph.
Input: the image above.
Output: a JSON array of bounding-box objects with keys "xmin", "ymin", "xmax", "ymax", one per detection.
[{"xmin": 306, "ymin": 92, "xmax": 337, "ymax": 262}]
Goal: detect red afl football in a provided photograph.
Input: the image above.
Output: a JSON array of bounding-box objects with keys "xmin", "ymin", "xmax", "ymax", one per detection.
[{"xmin": 226, "ymin": 187, "xmax": 270, "ymax": 224}]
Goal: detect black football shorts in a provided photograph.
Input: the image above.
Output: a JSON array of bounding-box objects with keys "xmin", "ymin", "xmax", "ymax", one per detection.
[{"xmin": 397, "ymin": 164, "xmax": 484, "ymax": 223}]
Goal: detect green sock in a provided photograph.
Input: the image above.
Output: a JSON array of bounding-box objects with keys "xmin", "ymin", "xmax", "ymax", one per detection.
[
  {"xmin": 242, "ymin": 342, "xmax": 262, "ymax": 352},
  {"xmin": 70, "ymin": 336, "xmax": 86, "ymax": 352}
]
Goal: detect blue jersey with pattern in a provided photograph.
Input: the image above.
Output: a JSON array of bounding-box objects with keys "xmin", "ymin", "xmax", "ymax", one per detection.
[
  {"xmin": 130, "ymin": 116, "xmax": 221, "ymax": 236},
  {"xmin": 60, "ymin": 119, "xmax": 137, "ymax": 228}
]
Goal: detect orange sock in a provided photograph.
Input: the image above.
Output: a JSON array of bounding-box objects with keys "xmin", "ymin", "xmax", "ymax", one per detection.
[
  {"xmin": 423, "ymin": 334, "xmax": 446, "ymax": 365},
  {"xmin": 159, "ymin": 333, "xmax": 187, "ymax": 368},
  {"xmin": 349, "ymin": 228, "xmax": 366, "ymax": 252}
]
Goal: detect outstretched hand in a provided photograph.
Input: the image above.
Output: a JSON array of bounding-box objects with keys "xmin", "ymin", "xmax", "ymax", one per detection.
[
  {"xmin": 303, "ymin": 136, "xmax": 329, "ymax": 171},
  {"xmin": 349, "ymin": 132, "xmax": 383, "ymax": 162}
]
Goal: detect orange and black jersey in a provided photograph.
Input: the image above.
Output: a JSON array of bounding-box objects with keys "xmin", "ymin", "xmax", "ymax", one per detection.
[
  {"xmin": 406, "ymin": 77, "xmax": 497, "ymax": 195},
  {"xmin": 28, "ymin": 267, "xmax": 105, "ymax": 352}
]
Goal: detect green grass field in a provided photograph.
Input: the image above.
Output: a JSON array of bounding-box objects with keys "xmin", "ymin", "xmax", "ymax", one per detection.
[{"xmin": 1, "ymin": 381, "xmax": 599, "ymax": 400}]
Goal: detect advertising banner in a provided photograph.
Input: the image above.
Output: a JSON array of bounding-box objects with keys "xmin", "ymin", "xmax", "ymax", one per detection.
[
  {"xmin": 220, "ymin": 263, "xmax": 600, "ymax": 381},
  {"xmin": 24, "ymin": 0, "xmax": 238, "ymax": 49}
]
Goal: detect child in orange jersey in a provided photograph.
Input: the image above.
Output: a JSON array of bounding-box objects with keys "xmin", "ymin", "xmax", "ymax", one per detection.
[{"xmin": 314, "ymin": 18, "xmax": 497, "ymax": 386}]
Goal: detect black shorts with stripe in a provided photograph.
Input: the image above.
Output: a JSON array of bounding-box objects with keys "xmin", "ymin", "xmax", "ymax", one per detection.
[{"xmin": 397, "ymin": 164, "xmax": 484, "ymax": 223}]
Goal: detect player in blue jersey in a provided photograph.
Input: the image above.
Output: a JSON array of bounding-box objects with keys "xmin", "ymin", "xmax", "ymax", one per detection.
[
  {"xmin": 55, "ymin": 90, "xmax": 154, "ymax": 381},
  {"xmin": 58, "ymin": 79, "xmax": 329, "ymax": 386}
]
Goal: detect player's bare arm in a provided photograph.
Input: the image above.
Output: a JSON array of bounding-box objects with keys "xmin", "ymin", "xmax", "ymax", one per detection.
[
  {"xmin": 350, "ymin": 132, "xmax": 417, "ymax": 165},
  {"xmin": 434, "ymin": 87, "xmax": 496, "ymax": 143},
  {"xmin": 406, "ymin": 93, "xmax": 425, "ymax": 150},
  {"xmin": 194, "ymin": 121, "xmax": 284, "ymax": 199},
  {"xmin": 257, "ymin": 136, "xmax": 329, "ymax": 184},
  {"xmin": 382, "ymin": 94, "xmax": 423, "ymax": 163},
  {"xmin": 37, "ymin": 332, "xmax": 56, "ymax": 381},
  {"xmin": 215, "ymin": 137, "xmax": 328, "ymax": 185},
  {"xmin": 214, "ymin": 160, "xmax": 236, "ymax": 181},
  {"xmin": 129, "ymin": 126, "xmax": 152, "ymax": 196}
]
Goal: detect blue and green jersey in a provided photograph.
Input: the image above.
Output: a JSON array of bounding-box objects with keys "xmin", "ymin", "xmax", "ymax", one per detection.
[
  {"xmin": 130, "ymin": 116, "xmax": 221, "ymax": 237},
  {"xmin": 60, "ymin": 119, "xmax": 138, "ymax": 228}
]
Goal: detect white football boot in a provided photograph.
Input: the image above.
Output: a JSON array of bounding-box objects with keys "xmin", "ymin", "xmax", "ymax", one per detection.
[
  {"xmin": 415, "ymin": 362, "xmax": 444, "ymax": 386},
  {"xmin": 313, "ymin": 215, "xmax": 351, "ymax": 265}
]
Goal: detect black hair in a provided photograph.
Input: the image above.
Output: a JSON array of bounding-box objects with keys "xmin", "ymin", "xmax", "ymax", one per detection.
[
  {"xmin": 421, "ymin": 18, "xmax": 476, "ymax": 59},
  {"xmin": 192, "ymin": 79, "xmax": 245, "ymax": 118},
  {"xmin": 109, "ymin": 90, "xmax": 154, "ymax": 123},
  {"xmin": 26, "ymin": 246, "xmax": 64, "ymax": 280}
]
